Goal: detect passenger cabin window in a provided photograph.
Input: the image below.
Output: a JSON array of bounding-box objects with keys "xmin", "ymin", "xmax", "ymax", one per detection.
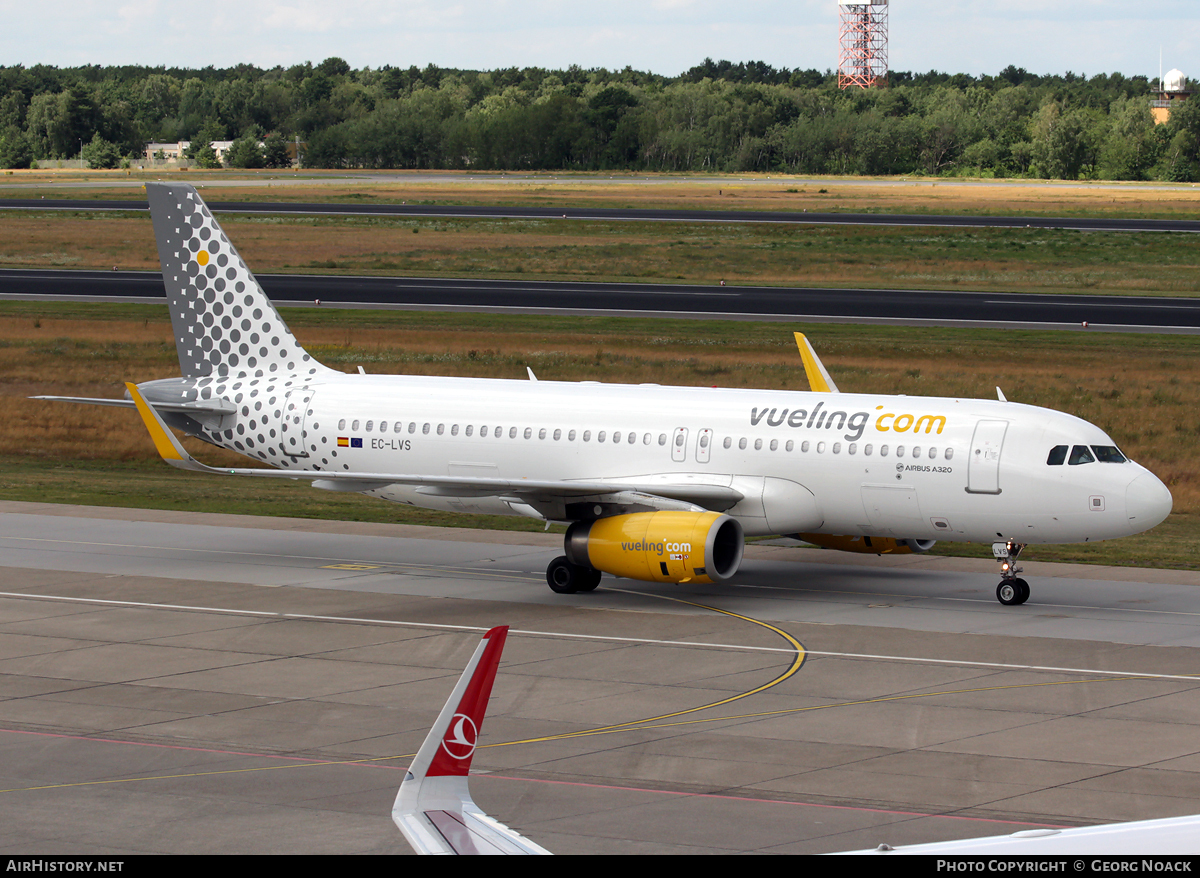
[
  {"xmin": 1069, "ymin": 445, "xmax": 1095, "ymax": 465},
  {"xmin": 1047, "ymin": 445, "xmax": 1068, "ymax": 466}
]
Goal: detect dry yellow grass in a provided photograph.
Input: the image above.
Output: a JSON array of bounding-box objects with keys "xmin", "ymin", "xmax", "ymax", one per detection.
[
  {"xmin": 4, "ymin": 212, "xmax": 1200, "ymax": 296},
  {"xmin": 9, "ymin": 167, "xmax": 1200, "ymax": 217}
]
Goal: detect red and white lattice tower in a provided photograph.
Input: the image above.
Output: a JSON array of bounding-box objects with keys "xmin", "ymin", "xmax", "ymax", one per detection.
[{"xmin": 838, "ymin": 0, "xmax": 888, "ymax": 89}]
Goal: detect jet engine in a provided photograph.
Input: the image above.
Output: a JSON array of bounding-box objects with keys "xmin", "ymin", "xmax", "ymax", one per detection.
[
  {"xmin": 795, "ymin": 534, "xmax": 936, "ymax": 555},
  {"xmin": 566, "ymin": 511, "xmax": 744, "ymax": 584}
]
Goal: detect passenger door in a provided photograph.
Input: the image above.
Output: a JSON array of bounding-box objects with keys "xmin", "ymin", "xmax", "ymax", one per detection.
[{"xmin": 967, "ymin": 419, "xmax": 1008, "ymax": 494}]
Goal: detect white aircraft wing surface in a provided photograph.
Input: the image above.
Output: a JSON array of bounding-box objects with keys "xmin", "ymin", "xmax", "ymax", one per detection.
[{"xmin": 836, "ymin": 814, "xmax": 1200, "ymax": 855}]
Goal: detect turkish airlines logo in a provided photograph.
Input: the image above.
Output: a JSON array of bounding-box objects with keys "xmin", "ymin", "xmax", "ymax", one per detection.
[{"xmin": 441, "ymin": 714, "xmax": 479, "ymax": 760}]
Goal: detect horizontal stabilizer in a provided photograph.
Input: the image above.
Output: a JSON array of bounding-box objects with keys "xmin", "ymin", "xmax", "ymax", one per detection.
[{"xmin": 32, "ymin": 394, "xmax": 236, "ymax": 417}]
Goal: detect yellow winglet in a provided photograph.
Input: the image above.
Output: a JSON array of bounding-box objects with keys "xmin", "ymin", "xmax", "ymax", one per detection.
[
  {"xmin": 125, "ymin": 382, "xmax": 194, "ymax": 466},
  {"xmin": 793, "ymin": 333, "xmax": 839, "ymax": 393}
]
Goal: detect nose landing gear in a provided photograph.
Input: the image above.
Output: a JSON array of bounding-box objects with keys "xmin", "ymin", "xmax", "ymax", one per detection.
[{"xmin": 993, "ymin": 539, "xmax": 1029, "ymax": 605}]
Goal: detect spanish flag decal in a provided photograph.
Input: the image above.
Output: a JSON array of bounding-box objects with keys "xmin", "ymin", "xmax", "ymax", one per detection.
[{"xmin": 337, "ymin": 437, "xmax": 349, "ymax": 447}]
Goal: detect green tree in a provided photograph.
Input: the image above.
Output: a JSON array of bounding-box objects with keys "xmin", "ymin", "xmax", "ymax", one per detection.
[
  {"xmin": 1029, "ymin": 101, "xmax": 1100, "ymax": 179},
  {"xmin": 262, "ymin": 132, "xmax": 291, "ymax": 168},
  {"xmin": 0, "ymin": 126, "xmax": 33, "ymax": 169},
  {"xmin": 185, "ymin": 121, "xmax": 223, "ymax": 168},
  {"xmin": 1099, "ymin": 96, "xmax": 1157, "ymax": 180},
  {"xmin": 225, "ymin": 134, "xmax": 264, "ymax": 168},
  {"xmin": 81, "ymin": 132, "xmax": 121, "ymax": 169}
]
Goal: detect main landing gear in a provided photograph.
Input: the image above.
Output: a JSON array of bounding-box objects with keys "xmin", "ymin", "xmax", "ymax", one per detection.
[
  {"xmin": 546, "ymin": 556, "xmax": 602, "ymax": 594},
  {"xmin": 992, "ymin": 539, "xmax": 1029, "ymax": 606}
]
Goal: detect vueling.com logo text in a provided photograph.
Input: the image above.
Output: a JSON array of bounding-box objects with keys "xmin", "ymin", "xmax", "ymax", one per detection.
[
  {"xmin": 622, "ymin": 540, "xmax": 692, "ymax": 556},
  {"xmin": 749, "ymin": 401, "xmax": 948, "ymax": 441},
  {"xmin": 872, "ymin": 406, "xmax": 947, "ymax": 435}
]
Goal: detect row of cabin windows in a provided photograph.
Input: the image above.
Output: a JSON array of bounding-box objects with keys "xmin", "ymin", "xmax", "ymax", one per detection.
[
  {"xmin": 1047, "ymin": 444, "xmax": 1127, "ymax": 466},
  {"xmin": 337, "ymin": 418, "xmax": 670, "ymax": 445},
  {"xmin": 332, "ymin": 417, "xmax": 955, "ymax": 460},
  {"xmin": 724, "ymin": 435, "xmax": 953, "ymax": 459}
]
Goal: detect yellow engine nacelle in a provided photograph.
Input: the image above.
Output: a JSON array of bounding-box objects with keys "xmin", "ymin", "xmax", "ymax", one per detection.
[
  {"xmin": 566, "ymin": 511, "xmax": 744, "ymax": 584},
  {"xmin": 796, "ymin": 534, "xmax": 936, "ymax": 555}
]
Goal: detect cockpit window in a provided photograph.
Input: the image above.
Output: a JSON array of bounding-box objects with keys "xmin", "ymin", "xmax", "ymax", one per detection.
[
  {"xmin": 1091, "ymin": 445, "xmax": 1127, "ymax": 463},
  {"xmin": 1047, "ymin": 445, "xmax": 1068, "ymax": 466},
  {"xmin": 1068, "ymin": 445, "xmax": 1096, "ymax": 465}
]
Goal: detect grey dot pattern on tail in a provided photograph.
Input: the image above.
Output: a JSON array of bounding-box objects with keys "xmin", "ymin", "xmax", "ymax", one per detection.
[{"xmin": 147, "ymin": 182, "xmax": 324, "ymax": 382}]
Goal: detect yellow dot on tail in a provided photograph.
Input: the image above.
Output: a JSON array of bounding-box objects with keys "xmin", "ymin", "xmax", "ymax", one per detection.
[{"xmin": 197, "ymin": 251, "xmax": 209, "ymax": 266}]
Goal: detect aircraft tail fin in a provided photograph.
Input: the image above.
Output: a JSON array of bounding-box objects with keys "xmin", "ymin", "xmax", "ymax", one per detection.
[
  {"xmin": 392, "ymin": 626, "xmax": 551, "ymax": 855},
  {"xmin": 794, "ymin": 332, "xmax": 840, "ymax": 393},
  {"xmin": 144, "ymin": 182, "xmax": 328, "ymax": 381}
]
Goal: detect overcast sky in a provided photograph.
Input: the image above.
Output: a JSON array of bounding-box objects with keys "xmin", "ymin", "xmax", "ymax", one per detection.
[{"xmin": 2, "ymin": 1, "xmax": 1196, "ymax": 79}]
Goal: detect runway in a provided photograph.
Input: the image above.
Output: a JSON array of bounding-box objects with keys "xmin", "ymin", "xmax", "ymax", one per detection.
[
  {"xmin": 4, "ymin": 268, "xmax": 1200, "ymax": 332},
  {"xmin": 2, "ymin": 500, "xmax": 1198, "ymax": 854},
  {"xmin": 4, "ymin": 196, "xmax": 1200, "ymax": 234}
]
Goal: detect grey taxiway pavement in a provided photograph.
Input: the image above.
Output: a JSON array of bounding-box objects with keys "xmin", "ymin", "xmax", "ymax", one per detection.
[{"xmin": 2, "ymin": 501, "xmax": 1198, "ymax": 854}]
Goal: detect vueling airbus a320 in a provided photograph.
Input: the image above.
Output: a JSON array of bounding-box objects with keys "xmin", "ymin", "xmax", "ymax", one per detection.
[{"xmin": 38, "ymin": 183, "xmax": 1172, "ymax": 605}]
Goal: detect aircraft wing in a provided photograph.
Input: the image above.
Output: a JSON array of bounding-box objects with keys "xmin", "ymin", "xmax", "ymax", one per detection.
[
  {"xmin": 836, "ymin": 813, "xmax": 1200, "ymax": 855},
  {"xmin": 392, "ymin": 625, "xmax": 551, "ymax": 855},
  {"xmin": 124, "ymin": 383, "xmax": 743, "ymax": 510}
]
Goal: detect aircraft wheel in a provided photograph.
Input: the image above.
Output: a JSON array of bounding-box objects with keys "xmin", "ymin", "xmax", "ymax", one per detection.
[
  {"xmin": 546, "ymin": 556, "xmax": 580, "ymax": 594},
  {"xmin": 997, "ymin": 579, "xmax": 1030, "ymax": 606},
  {"xmin": 1014, "ymin": 578, "xmax": 1030, "ymax": 605},
  {"xmin": 575, "ymin": 567, "xmax": 603, "ymax": 593}
]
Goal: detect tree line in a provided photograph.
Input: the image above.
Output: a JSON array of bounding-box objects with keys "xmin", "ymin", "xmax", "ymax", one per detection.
[{"xmin": 2, "ymin": 58, "xmax": 1198, "ymax": 181}]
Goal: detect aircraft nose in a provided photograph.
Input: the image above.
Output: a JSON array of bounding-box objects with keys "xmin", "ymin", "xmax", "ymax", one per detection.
[{"xmin": 1126, "ymin": 472, "xmax": 1172, "ymax": 532}]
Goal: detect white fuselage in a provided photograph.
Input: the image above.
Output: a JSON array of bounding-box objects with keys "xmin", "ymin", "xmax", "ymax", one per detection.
[{"xmin": 205, "ymin": 372, "xmax": 1168, "ymax": 546}]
